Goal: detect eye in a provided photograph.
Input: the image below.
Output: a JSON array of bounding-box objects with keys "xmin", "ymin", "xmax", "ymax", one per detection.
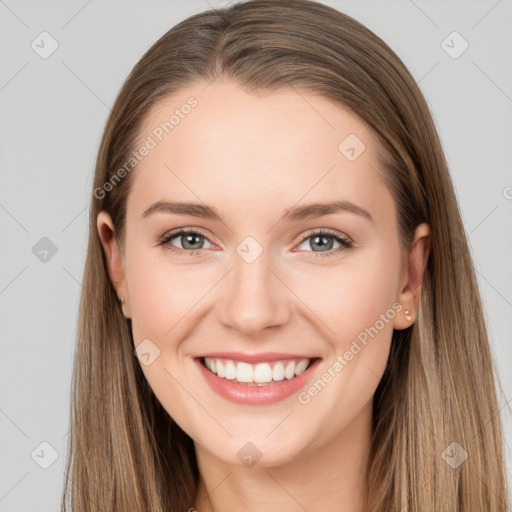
[
  {"xmin": 158, "ymin": 227, "xmax": 353, "ymax": 258},
  {"xmin": 295, "ymin": 229, "xmax": 353, "ymax": 257},
  {"xmin": 159, "ymin": 228, "xmax": 214, "ymax": 256}
]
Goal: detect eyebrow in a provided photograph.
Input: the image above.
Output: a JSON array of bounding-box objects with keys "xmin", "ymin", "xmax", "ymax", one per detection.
[
  {"xmin": 282, "ymin": 200, "xmax": 373, "ymax": 223},
  {"xmin": 142, "ymin": 201, "xmax": 223, "ymax": 221},
  {"xmin": 141, "ymin": 200, "xmax": 374, "ymax": 223}
]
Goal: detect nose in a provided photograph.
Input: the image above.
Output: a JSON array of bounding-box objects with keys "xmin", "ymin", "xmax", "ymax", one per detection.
[{"xmin": 218, "ymin": 249, "xmax": 291, "ymax": 336}]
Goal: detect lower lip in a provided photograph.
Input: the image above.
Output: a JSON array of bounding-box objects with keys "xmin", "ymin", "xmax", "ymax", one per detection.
[{"xmin": 194, "ymin": 357, "xmax": 321, "ymax": 405}]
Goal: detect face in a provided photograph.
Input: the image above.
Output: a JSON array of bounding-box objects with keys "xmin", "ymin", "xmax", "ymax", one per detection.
[{"xmin": 98, "ymin": 80, "xmax": 429, "ymax": 468}]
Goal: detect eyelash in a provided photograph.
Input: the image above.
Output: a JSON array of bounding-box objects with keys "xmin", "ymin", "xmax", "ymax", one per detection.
[{"xmin": 158, "ymin": 228, "xmax": 353, "ymax": 258}]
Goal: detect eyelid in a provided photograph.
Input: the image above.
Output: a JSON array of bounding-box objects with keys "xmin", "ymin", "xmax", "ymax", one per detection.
[
  {"xmin": 159, "ymin": 226, "xmax": 219, "ymax": 246},
  {"xmin": 296, "ymin": 227, "xmax": 350, "ymax": 244}
]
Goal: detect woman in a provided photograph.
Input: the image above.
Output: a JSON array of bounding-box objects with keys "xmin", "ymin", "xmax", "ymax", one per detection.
[{"xmin": 61, "ymin": 1, "xmax": 510, "ymax": 510}]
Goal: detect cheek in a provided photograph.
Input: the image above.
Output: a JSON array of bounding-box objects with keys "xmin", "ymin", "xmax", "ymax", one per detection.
[
  {"xmin": 294, "ymin": 245, "xmax": 401, "ymax": 402},
  {"xmin": 126, "ymin": 248, "xmax": 216, "ymax": 343},
  {"xmin": 124, "ymin": 251, "xmax": 211, "ymax": 434},
  {"xmin": 293, "ymin": 246, "xmax": 401, "ymax": 344}
]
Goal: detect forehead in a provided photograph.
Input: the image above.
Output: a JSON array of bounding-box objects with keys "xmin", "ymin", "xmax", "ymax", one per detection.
[{"xmin": 127, "ymin": 80, "xmax": 391, "ymax": 221}]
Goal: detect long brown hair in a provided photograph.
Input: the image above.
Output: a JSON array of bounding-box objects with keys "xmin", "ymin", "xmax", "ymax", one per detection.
[{"xmin": 61, "ymin": 1, "xmax": 509, "ymax": 510}]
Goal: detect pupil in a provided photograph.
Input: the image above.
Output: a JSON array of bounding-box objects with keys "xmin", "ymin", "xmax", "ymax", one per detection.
[
  {"xmin": 183, "ymin": 234, "xmax": 203, "ymax": 249},
  {"xmin": 312, "ymin": 235, "xmax": 332, "ymax": 251}
]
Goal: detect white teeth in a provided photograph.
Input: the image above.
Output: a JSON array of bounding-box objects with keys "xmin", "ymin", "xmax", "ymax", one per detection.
[
  {"xmin": 295, "ymin": 359, "xmax": 309, "ymax": 376},
  {"xmin": 203, "ymin": 357, "xmax": 312, "ymax": 384},
  {"xmin": 284, "ymin": 361, "xmax": 295, "ymax": 379},
  {"xmin": 272, "ymin": 362, "xmax": 285, "ymax": 381},
  {"xmin": 254, "ymin": 363, "xmax": 273, "ymax": 383},
  {"xmin": 216, "ymin": 360, "xmax": 225, "ymax": 378},
  {"xmin": 236, "ymin": 362, "xmax": 254, "ymax": 383},
  {"xmin": 224, "ymin": 360, "xmax": 236, "ymax": 379}
]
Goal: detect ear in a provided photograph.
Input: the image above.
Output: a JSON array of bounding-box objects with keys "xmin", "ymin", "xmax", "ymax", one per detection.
[
  {"xmin": 97, "ymin": 211, "xmax": 131, "ymax": 318},
  {"xmin": 393, "ymin": 222, "xmax": 431, "ymax": 330}
]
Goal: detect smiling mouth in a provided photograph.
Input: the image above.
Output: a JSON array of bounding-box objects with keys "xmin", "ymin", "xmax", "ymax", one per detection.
[{"xmin": 197, "ymin": 356, "xmax": 319, "ymax": 386}]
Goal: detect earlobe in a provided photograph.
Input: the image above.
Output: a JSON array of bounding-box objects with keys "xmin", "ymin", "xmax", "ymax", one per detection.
[
  {"xmin": 97, "ymin": 211, "xmax": 130, "ymax": 315},
  {"xmin": 393, "ymin": 222, "xmax": 431, "ymax": 330}
]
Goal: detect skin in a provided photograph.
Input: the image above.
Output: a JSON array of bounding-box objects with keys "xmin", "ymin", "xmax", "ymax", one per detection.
[{"xmin": 98, "ymin": 80, "xmax": 430, "ymax": 512}]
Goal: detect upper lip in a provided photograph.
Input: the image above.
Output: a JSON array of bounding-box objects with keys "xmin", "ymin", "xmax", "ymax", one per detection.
[{"xmin": 195, "ymin": 352, "xmax": 319, "ymax": 363}]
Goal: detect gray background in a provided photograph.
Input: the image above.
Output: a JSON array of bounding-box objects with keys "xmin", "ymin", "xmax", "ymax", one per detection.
[{"xmin": 0, "ymin": 0, "xmax": 511, "ymax": 510}]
